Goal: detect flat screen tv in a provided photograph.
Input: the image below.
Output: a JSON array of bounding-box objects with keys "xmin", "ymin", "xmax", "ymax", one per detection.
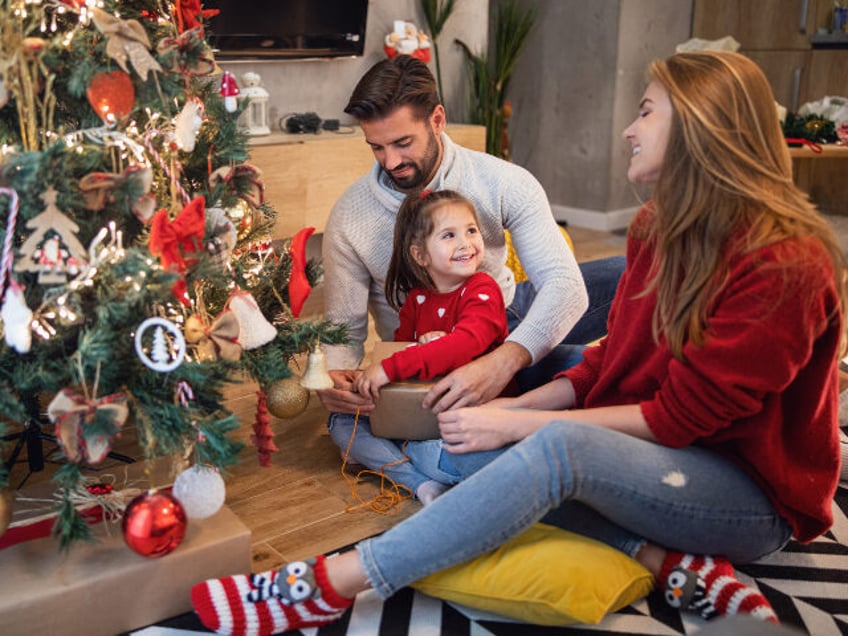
[{"xmin": 204, "ymin": 0, "xmax": 368, "ymax": 60}]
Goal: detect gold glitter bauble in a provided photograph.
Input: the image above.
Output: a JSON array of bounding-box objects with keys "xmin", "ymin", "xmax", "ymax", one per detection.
[
  {"xmin": 0, "ymin": 487, "xmax": 14, "ymax": 538},
  {"xmin": 266, "ymin": 378, "xmax": 309, "ymax": 419},
  {"xmin": 226, "ymin": 199, "xmax": 254, "ymax": 240}
]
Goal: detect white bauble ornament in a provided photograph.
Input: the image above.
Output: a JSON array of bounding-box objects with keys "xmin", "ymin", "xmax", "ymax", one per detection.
[{"xmin": 172, "ymin": 465, "xmax": 226, "ymax": 519}]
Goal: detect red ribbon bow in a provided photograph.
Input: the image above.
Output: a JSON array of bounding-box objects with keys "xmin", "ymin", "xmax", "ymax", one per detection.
[
  {"xmin": 174, "ymin": 0, "xmax": 219, "ymax": 34},
  {"xmin": 149, "ymin": 196, "xmax": 206, "ymax": 271},
  {"xmin": 149, "ymin": 196, "xmax": 206, "ymax": 304}
]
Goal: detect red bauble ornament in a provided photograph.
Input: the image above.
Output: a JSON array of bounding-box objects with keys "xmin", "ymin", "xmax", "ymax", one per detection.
[
  {"xmin": 122, "ymin": 490, "xmax": 187, "ymax": 558},
  {"xmin": 86, "ymin": 70, "xmax": 135, "ymax": 123}
]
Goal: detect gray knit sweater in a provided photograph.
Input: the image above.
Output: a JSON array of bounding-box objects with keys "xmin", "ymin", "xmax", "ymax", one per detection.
[{"xmin": 321, "ymin": 133, "xmax": 588, "ymax": 370}]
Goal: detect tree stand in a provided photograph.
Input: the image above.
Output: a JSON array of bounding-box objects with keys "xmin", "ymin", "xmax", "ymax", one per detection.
[{"xmin": 2, "ymin": 392, "xmax": 134, "ymax": 489}]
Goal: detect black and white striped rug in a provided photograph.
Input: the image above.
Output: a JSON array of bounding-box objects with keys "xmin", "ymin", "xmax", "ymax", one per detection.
[{"xmin": 133, "ymin": 485, "xmax": 847, "ymax": 636}]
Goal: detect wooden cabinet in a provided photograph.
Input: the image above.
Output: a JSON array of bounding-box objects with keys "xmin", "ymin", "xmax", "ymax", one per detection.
[
  {"xmin": 692, "ymin": 1, "xmax": 847, "ymax": 214},
  {"xmin": 790, "ymin": 145, "xmax": 848, "ymax": 215},
  {"xmin": 248, "ymin": 124, "xmax": 486, "ymax": 239},
  {"xmin": 692, "ymin": 0, "xmax": 817, "ymax": 50},
  {"xmin": 692, "ymin": 0, "xmax": 846, "ymax": 111}
]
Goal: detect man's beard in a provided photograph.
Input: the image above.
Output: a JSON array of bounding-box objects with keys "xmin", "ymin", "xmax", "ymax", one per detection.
[{"xmin": 384, "ymin": 129, "xmax": 441, "ymax": 191}]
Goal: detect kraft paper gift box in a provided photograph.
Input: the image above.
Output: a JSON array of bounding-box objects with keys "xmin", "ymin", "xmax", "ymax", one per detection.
[
  {"xmin": 368, "ymin": 341, "xmax": 441, "ymax": 440},
  {"xmin": 0, "ymin": 503, "xmax": 251, "ymax": 636}
]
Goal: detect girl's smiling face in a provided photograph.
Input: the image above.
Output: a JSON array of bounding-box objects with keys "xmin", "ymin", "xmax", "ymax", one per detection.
[
  {"xmin": 411, "ymin": 202, "xmax": 484, "ymax": 293},
  {"xmin": 622, "ymin": 80, "xmax": 673, "ymax": 184}
]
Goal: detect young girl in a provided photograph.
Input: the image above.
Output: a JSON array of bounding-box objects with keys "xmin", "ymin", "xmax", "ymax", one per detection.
[
  {"xmin": 192, "ymin": 51, "xmax": 845, "ymax": 634},
  {"xmin": 328, "ymin": 189, "xmax": 508, "ymax": 504},
  {"xmin": 354, "ymin": 189, "xmax": 508, "ymax": 397}
]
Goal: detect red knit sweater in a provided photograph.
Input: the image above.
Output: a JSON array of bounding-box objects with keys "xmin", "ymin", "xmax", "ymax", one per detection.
[
  {"xmin": 562, "ymin": 205, "xmax": 842, "ymax": 542},
  {"xmin": 382, "ymin": 272, "xmax": 508, "ymax": 381}
]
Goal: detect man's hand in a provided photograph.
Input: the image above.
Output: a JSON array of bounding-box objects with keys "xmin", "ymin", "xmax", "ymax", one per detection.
[
  {"xmin": 315, "ymin": 369, "xmax": 376, "ymax": 415},
  {"xmin": 423, "ymin": 342, "xmax": 532, "ymax": 413}
]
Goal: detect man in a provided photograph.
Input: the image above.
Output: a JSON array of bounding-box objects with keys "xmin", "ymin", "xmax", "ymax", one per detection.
[
  {"xmin": 320, "ymin": 54, "xmax": 623, "ymax": 412},
  {"xmin": 317, "ymin": 57, "xmax": 624, "ymax": 499}
]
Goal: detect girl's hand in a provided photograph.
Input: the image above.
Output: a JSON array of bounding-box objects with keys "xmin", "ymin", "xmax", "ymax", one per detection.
[
  {"xmin": 418, "ymin": 330, "xmax": 446, "ymax": 344},
  {"xmin": 353, "ymin": 363, "xmax": 390, "ymax": 401}
]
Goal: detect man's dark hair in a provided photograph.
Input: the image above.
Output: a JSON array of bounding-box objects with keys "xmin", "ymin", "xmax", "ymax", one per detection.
[{"xmin": 344, "ymin": 55, "xmax": 440, "ymax": 122}]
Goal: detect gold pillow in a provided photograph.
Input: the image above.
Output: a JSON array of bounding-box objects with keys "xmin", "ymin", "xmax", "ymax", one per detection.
[{"xmin": 412, "ymin": 523, "xmax": 653, "ymax": 626}]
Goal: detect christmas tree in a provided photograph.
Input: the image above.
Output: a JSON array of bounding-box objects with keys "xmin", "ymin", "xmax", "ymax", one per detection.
[{"xmin": 0, "ymin": 0, "xmax": 345, "ymax": 550}]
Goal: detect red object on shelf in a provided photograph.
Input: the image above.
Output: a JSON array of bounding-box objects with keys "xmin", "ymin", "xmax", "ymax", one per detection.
[{"xmin": 785, "ymin": 137, "xmax": 823, "ymax": 153}]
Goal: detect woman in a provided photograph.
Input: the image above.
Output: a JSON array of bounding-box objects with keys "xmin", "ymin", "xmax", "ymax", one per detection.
[{"xmin": 191, "ymin": 51, "xmax": 845, "ymax": 635}]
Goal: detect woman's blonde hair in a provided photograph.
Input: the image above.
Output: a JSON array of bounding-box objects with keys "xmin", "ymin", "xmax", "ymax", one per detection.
[{"xmin": 644, "ymin": 50, "xmax": 846, "ymax": 358}]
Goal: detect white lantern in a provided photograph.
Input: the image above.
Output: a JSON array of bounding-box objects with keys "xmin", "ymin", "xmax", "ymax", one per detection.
[{"xmin": 238, "ymin": 72, "xmax": 270, "ymax": 136}]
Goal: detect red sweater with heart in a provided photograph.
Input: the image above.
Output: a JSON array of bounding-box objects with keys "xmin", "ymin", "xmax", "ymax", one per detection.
[
  {"xmin": 381, "ymin": 272, "xmax": 508, "ymax": 381},
  {"xmin": 561, "ymin": 204, "xmax": 842, "ymax": 542}
]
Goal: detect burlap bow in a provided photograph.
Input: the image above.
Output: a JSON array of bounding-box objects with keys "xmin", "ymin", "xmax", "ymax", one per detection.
[
  {"xmin": 91, "ymin": 7, "xmax": 163, "ymax": 81},
  {"xmin": 79, "ymin": 164, "xmax": 156, "ymax": 222},
  {"xmin": 47, "ymin": 389, "xmax": 129, "ymax": 464},
  {"xmin": 184, "ymin": 311, "xmax": 242, "ymax": 361},
  {"xmin": 156, "ymin": 28, "xmax": 217, "ymax": 76},
  {"xmin": 209, "ymin": 164, "xmax": 265, "ymax": 208}
]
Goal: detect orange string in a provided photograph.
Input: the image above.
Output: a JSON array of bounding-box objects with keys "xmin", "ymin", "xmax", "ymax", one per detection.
[{"xmin": 340, "ymin": 408, "xmax": 413, "ymax": 514}]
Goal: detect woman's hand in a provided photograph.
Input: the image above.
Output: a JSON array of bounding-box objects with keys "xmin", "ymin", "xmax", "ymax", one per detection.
[
  {"xmin": 352, "ymin": 363, "xmax": 390, "ymax": 401},
  {"xmin": 438, "ymin": 404, "xmax": 565, "ymax": 453},
  {"xmin": 436, "ymin": 406, "xmax": 521, "ymax": 453}
]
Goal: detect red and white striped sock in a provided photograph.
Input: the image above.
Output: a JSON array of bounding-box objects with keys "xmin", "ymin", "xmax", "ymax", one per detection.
[
  {"xmin": 659, "ymin": 552, "xmax": 778, "ymax": 623},
  {"xmin": 191, "ymin": 554, "xmax": 353, "ymax": 636}
]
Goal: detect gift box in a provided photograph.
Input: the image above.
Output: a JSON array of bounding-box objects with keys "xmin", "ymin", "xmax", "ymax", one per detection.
[
  {"xmin": 0, "ymin": 503, "xmax": 251, "ymax": 636},
  {"xmin": 368, "ymin": 341, "xmax": 441, "ymax": 440}
]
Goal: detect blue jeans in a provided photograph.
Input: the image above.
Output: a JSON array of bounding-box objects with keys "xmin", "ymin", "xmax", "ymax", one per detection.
[
  {"xmin": 357, "ymin": 420, "xmax": 791, "ymax": 599},
  {"xmin": 327, "ymin": 413, "xmax": 436, "ymax": 494},
  {"xmin": 510, "ymin": 255, "xmax": 625, "ymax": 391}
]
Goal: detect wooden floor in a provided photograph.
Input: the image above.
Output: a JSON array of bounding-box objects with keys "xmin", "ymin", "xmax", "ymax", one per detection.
[{"xmin": 6, "ymin": 225, "xmax": 627, "ymax": 573}]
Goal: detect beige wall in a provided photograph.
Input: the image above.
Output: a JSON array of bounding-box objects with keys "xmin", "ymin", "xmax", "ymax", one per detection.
[
  {"xmin": 223, "ymin": 1, "xmax": 693, "ymax": 232},
  {"xmin": 509, "ymin": 0, "xmax": 693, "ymax": 230}
]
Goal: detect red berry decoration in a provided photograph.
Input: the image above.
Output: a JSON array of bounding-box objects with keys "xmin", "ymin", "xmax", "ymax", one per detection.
[
  {"xmin": 122, "ymin": 490, "xmax": 187, "ymax": 558},
  {"xmin": 86, "ymin": 70, "xmax": 135, "ymax": 123}
]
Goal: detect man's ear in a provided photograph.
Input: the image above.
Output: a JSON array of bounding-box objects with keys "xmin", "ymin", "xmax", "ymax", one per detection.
[{"xmin": 429, "ymin": 104, "xmax": 446, "ymax": 135}]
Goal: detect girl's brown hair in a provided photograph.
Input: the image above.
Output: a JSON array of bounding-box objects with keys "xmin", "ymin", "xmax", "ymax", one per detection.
[
  {"xmin": 385, "ymin": 189, "xmax": 478, "ymax": 311},
  {"xmin": 645, "ymin": 51, "xmax": 846, "ymax": 358}
]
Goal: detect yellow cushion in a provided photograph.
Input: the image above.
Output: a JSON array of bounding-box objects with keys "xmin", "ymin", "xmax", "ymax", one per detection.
[
  {"xmin": 505, "ymin": 227, "xmax": 574, "ymax": 283},
  {"xmin": 411, "ymin": 523, "xmax": 653, "ymax": 626}
]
